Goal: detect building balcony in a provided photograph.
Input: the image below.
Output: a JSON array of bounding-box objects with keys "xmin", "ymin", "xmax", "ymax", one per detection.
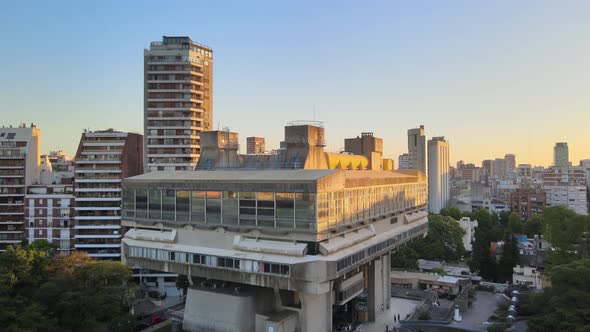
[
  {"xmin": 74, "ymin": 225, "xmax": 121, "ymax": 230},
  {"xmin": 81, "ymin": 142, "xmax": 125, "ymax": 147},
  {"xmin": 75, "ymin": 169, "xmax": 121, "ymax": 174},
  {"xmin": 87, "ymin": 253, "xmax": 121, "ymax": 258},
  {"xmin": 75, "ymin": 234, "xmax": 121, "ymax": 239},
  {"xmin": 74, "ymin": 244, "xmax": 121, "ymax": 249},
  {"xmin": 74, "ymin": 206, "xmax": 121, "ymax": 211},
  {"xmin": 74, "ymin": 188, "xmax": 121, "ymax": 193},
  {"xmin": 74, "ymin": 216, "xmax": 120, "ymax": 221},
  {"xmin": 75, "ymin": 197, "xmax": 121, "ymax": 202},
  {"xmin": 75, "ymin": 179, "xmax": 122, "ymax": 183},
  {"xmin": 75, "ymin": 160, "xmax": 121, "ymax": 164}
]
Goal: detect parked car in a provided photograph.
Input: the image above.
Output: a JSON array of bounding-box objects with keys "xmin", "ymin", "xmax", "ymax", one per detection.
[{"xmin": 150, "ymin": 315, "xmax": 166, "ymax": 325}]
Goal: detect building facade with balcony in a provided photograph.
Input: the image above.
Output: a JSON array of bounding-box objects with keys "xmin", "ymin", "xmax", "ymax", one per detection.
[
  {"xmin": 0, "ymin": 124, "xmax": 40, "ymax": 251},
  {"xmin": 144, "ymin": 36, "xmax": 213, "ymax": 172},
  {"xmin": 73, "ymin": 129, "xmax": 143, "ymax": 258},
  {"xmin": 543, "ymin": 166, "xmax": 587, "ymax": 215},
  {"xmin": 246, "ymin": 136, "xmax": 265, "ymax": 154},
  {"xmin": 121, "ymin": 124, "xmax": 429, "ymax": 332}
]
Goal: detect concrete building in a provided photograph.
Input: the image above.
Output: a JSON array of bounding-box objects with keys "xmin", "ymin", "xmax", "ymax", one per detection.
[
  {"xmin": 344, "ymin": 132, "xmax": 384, "ymax": 170},
  {"xmin": 458, "ymin": 217, "xmax": 477, "ymax": 253},
  {"xmin": 427, "ymin": 136, "xmax": 450, "ymax": 213},
  {"xmin": 144, "ymin": 36, "xmax": 213, "ymax": 172},
  {"xmin": 554, "ymin": 142, "xmax": 570, "ymax": 168},
  {"xmin": 0, "ymin": 124, "xmax": 41, "ymax": 251},
  {"xmin": 407, "ymin": 125, "xmax": 427, "ymax": 174},
  {"xmin": 456, "ymin": 163, "xmax": 480, "ymax": 183},
  {"xmin": 543, "ymin": 166, "xmax": 587, "ymax": 215},
  {"xmin": 517, "ymin": 164, "xmax": 533, "ymax": 178},
  {"xmin": 398, "ymin": 153, "xmax": 411, "ymax": 170},
  {"xmin": 74, "ymin": 129, "xmax": 143, "ymax": 258},
  {"xmin": 481, "ymin": 159, "xmax": 492, "ymax": 180},
  {"xmin": 246, "ymin": 137, "xmax": 266, "ymax": 154},
  {"xmin": 509, "ymin": 189, "xmax": 545, "ymax": 221},
  {"xmin": 121, "ymin": 124, "xmax": 429, "ymax": 332}
]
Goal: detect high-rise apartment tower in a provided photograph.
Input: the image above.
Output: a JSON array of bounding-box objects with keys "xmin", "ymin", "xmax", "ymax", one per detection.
[
  {"xmin": 408, "ymin": 125, "xmax": 427, "ymax": 174},
  {"xmin": 428, "ymin": 136, "xmax": 450, "ymax": 213},
  {"xmin": 144, "ymin": 36, "xmax": 213, "ymax": 172},
  {"xmin": 554, "ymin": 142, "xmax": 570, "ymax": 168}
]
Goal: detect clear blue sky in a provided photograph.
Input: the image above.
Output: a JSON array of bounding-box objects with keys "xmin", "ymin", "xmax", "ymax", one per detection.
[{"xmin": 1, "ymin": 0, "xmax": 589, "ymax": 166}]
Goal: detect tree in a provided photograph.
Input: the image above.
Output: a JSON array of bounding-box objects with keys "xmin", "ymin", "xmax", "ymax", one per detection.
[
  {"xmin": 507, "ymin": 212, "xmax": 523, "ymax": 234},
  {"xmin": 414, "ymin": 215, "xmax": 465, "ymax": 261},
  {"xmin": 542, "ymin": 206, "xmax": 590, "ymax": 266},
  {"xmin": 440, "ymin": 207, "xmax": 462, "ymax": 220},
  {"xmin": 524, "ymin": 259, "xmax": 590, "ymax": 332},
  {"xmin": 468, "ymin": 209, "xmax": 501, "ymax": 280},
  {"xmin": 524, "ymin": 214, "xmax": 543, "ymax": 237},
  {"xmin": 497, "ymin": 232, "xmax": 519, "ymax": 282},
  {"xmin": 176, "ymin": 274, "xmax": 191, "ymax": 296},
  {"xmin": 391, "ymin": 245, "xmax": 419, "ymax": 270}
]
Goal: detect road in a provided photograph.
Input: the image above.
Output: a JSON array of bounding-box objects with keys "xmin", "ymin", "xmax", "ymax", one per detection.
[{"xmin": 450, "ymin": 291, "xmax": 507, "ymax": 331}]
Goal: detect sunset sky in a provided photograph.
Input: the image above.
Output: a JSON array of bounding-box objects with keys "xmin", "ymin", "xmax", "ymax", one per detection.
[{"xmin": 0, "ymin": 0, "xmax": 589, "ymax": 166}]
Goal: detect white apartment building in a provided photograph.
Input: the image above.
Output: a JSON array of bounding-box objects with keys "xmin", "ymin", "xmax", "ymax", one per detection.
[
  {"xmin": 408, "ymin": 125, "xmax": 427, "ymax": 174},
  {"xmin": 458, "ymin": 217, "xmax": 478, "ymax": 252},
  {"xmin": 543, "ymin": 166, "xmax": 587, "ymax": 215},
  {"xmin": 428, "ymin": 136, "xmax": 450, "ymax": 213},
  {"xmin": 74, "ymin": 129, "xmax": 143, "ymax": 258}
]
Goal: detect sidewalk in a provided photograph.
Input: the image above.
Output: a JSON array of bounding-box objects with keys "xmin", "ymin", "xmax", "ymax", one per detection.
[{"xmin": 362, "ymin": 297, "xmax": 421, "ymax": 332}]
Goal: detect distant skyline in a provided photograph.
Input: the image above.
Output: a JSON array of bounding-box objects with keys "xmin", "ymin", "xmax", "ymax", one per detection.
[{"xmin": 1, "ymin": 0, "xmax": 589, "ymax": 166}]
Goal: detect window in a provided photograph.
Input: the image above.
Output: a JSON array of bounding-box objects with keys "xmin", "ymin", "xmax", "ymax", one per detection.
[
  {"xmin": 295, "ymin": 193, "xmax": 316, "ymax": 230},
  {"xmin": 176, "ymin": 191, "xmax": 190, "ymax": 221},
  {"xmin": 222, "ymin": 192, "xmax": 238, "ymax": 225},
  {"xmin": 136, "ymin": 189, "xmax": 148, "ymax": 218},
  {"xmin": 206, "ymin": 191, "xmax": 221, "ymax": 224},
  {"xmin": 257, "ymin": 192, "xmax": 274, "ymax": 228},
  {"xmin": 149, "ymin": 189, "xmax": 162, "ymax": 220},
  {"xmin": 239, "ymin": 192, "xmax": 256, "ymax": 226},
  {"xmin": 123, "ymin": 189, "xmax": 135, "ymax": 217},
  {"xmin": 162, "ymin": 190, "xmax": 175, "ymax": 221},
  {"xmin": 276, "ymin": 193, "xmax": 294, "ymax": 229},
  {"xmin": 191, "ymin": 191, "xmax": 206, "ymax": 223}
]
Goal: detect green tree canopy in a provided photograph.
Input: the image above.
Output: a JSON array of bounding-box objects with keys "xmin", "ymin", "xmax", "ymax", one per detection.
[
  {"xmin": 414, "ymin": 215, "xmax": 466, "ymax": 261},
  {"xmin": 391, "ymin": 245, "xmax": 419, "ymax": 270},
  {"xmin": 542, "ymin": 206, "xmax": 590, "ymax": 266}
]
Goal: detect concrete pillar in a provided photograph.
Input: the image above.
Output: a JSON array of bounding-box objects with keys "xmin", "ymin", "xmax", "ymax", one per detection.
[
  {"xmin": 299, "ymin": 291, "xmax": 332, "ymax": 332},
  {"xmin": 368, "ymin": 256, "xmax": 383, "ymax": 322},
  {"xmin": 383, "ymin": 252, "xmax": 391, "ymax": 310}
]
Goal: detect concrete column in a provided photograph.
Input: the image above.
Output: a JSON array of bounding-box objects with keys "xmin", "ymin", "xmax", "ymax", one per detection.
[
  {"xmin": 383, "ymin": 252, "xmax": 391, "ymax": 310},
  {"xmin": 368, "ymin": 256, "xmax": 384, "ymax": 322},
  {"xmin": 299, "ymin": 291, "xmax": 332, "ymax": 332}
]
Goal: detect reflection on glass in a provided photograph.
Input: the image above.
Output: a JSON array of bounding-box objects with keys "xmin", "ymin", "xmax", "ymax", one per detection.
[{"xmin": 149, "ymin": 189, "xmax": 161, "ymax": 220}]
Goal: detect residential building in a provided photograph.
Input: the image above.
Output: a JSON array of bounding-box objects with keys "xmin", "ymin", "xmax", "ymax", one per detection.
[
  {"xmin": 553, "ymin": 142, "xmax": 570, "ymax": 168},
  {"xmin": 504, "ymin": 154, "xmax": 516, "ymax": 174},
  {"xmin": 543, "ymin": 166, "xmax": 587, "ymax": 215},
  {"xmin": 491, "ymin": 158, "xmax": 506, "ymax": 179},
  {"xmin": 25, "ymin": 184, "xmax": 74, "ymax": 253},
  {"xmin": 144, "ymin": 36, "xmax": 213, "ymax": 172},
  {"xmin": 407, "ymin": 125, "xmax": 427, "ymax": 174},
  {"xmin": 398, "ymin": 153, "xmax": 411, "ymax": 170},
  {"xmin": 121, "ymin": 124, "xmax": 429, "ymax": 332},
  {"xmin": 458, "ymin": 217, "xmax": 478, "ymax": 252},
  {"xmin": 0, "ymin": 124, "xmax": 41, "ymax": 251},
  {"xmin": 481, "ymin": 159, "xmax": 492, "ymax": 179},
  {"xmin": 74, "ymin": 129, "xmax": 143, "ymax": 258},
  {"xmin": 428, "ymin": 136, "xmax": 450, "ymax": 213},
  {"xmin": 517, "ymin": 164, "xmax": 532, "ymax": 178},
  {"xmin": 456, "ymin": 163, "xmax": 480, "ymax": 183},
  {"xmin": 246, "ymin": 136, "xmax": 265, "ymax": 154},
  {"xmin": 509, "ymin": 189, "xmax": 545, "ymax": 221}
]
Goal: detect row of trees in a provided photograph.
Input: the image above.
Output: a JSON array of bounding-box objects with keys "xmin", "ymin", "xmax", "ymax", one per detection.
[{"xmin": 0, "ymin": 242, "xmax": 136, "ymax": 332}]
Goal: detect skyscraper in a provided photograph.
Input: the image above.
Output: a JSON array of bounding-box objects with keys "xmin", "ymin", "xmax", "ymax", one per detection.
[
  {"xmin": 504, "ymin": 154, "xmax": 516, "ymax": 174},
  {"xmin": 407, "ymin": 125, "xmax": 427, "ymax": 174},
  {"xmin": 0, "ymin": 124, "xmax": 40, "ymax": 251},
  {"xmin": 428, "ymin": 136, "xmax": 450, "ymax": 213},
  {"xmin": 554, "ymin": 142, "xmax": 570, "ymax": 168},
  {"xmin": 74, "ymin": 129, "xmax": 143, "ymax": 258},
  {"xmin": 144, "ymin": 36, "xmax": 213, "ymax": 172},
  {"xmin": 246, "ymin": 137, "xmax": 265, "ymax": 154}
]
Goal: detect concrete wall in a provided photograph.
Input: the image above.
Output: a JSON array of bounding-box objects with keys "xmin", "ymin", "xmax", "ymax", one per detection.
[{"xmin": 183, "ymin": 286, "xmax": 275, "ymax": 332}]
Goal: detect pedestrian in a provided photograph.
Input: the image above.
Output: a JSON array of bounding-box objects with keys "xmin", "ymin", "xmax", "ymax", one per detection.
[
  {"xmin": 398, "ymin": 314, "xmax": 401, "ymax": 321},
  {"xmin": 385, "ymin": 324, "xmax": 389, "ymax": 332},
  {"xmin": 381, "ymin": 304, "xmax": 384, "ymax": 311}
]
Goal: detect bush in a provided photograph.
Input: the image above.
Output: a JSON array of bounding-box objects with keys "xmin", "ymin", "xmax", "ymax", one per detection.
[
  {"xmin": 417, "ymin": 311, "xmax": 431, "ymax": 321},
  {"xmin": 487, "ymin": 323, "xmax": 509, "ymax": 332},
  {"xmin": 476, "ymin": 285, "xmax": 496, "ymax": 292}
]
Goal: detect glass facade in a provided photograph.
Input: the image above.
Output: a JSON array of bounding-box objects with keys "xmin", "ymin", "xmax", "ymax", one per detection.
[{"xmin": 122, "ymin": 182, "xmax": 426, "ymax": 232}]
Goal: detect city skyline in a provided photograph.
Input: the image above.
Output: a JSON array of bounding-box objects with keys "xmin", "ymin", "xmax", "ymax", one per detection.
[{"xmin": 1, "ymin": 1, "xmax": 589, "ymax": 166}]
